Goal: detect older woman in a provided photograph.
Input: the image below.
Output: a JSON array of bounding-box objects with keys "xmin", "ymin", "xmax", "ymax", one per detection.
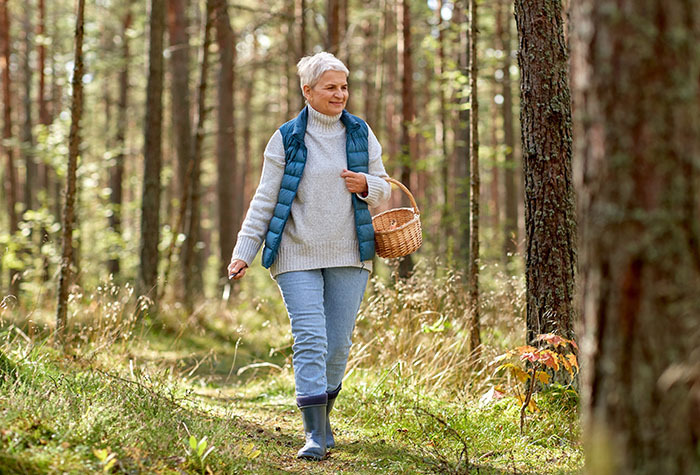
[{"xmin": 228, "ymin": 52, "xmax": 391, "ymax": 460}]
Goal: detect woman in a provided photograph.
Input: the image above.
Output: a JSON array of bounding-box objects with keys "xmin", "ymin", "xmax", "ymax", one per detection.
[{"xmin": 228, "ymin": 52, "xmax": 391, "ymax": 460}]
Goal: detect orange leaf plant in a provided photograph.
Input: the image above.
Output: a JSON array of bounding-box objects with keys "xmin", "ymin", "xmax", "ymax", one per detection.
[{"xmin": 490, "ymin": 333, "xmax": 579, "ymax": 433}]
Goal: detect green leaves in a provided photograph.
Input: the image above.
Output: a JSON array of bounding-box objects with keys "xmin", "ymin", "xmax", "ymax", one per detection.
[
  {"xmin": 187, "ymin": 434, "xmax": 216, "ymax": 474},
  {"xmin": 92, "ymin": 448, "xmax": 117, "ymax": 472}
]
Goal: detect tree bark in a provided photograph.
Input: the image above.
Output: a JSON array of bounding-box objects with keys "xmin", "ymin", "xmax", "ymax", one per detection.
[
  {"xmin": 468, "ymin": 0, "xmax": 481, "ymax": 356},
  {"xmin": 296, "ymin": 0, "xmax": 307, "ymax": 57},
  {"xmin": 56, "ymin": 0, "xmax": 85, "ymax": 339},
  {"xmin": 213, "ymin": 0, "xmax": 237, "ymax": 291},
  {"xmin": 436, "ymin": 0, "xmax": 452, "ymax": 259},
  {"xmin": 167, "ymin": 0, "xmax": 193, "ymax": 196},
  {"xmin": 139, "ymin": 0, "xmax": 166, "ymax": 303},
  {"xmin": 37, "ymin": 0, "xmax": 51, "ymax": 282},
  {"xmin": 514, "ymin": 0, "xmax": 576, "ymax": 345},
  {"xmin": 383, "ymin": 0, "xmax": 398, "ymax": 165},
  {"xmin": 37, "ymin": 0, "xmax": 49, "ymax": 127},
  {"xmin": 327, "ymin": 0, "xmax": 341, "ymax": 55},
  {"xmin": 1, "ymin": 0, "xmax": 19, "ymax": 295},
  {"xmin": 109, "ymin": 2, "xmax": 132, "ymax": 277},
  {"xmin": 22, "ymin": 5, "xmax": 36, "ymax": 213},
  {"xmin": 453, "ymin": 0, "xmax": 471, "ymax": 270},
  {"xmin": 572, "ymin": 0, "xmax": 700, "ymax": 473},
  {"xmin": 398, "ymin": 0, "xmax": 414, "ymax": 279},
  {"xmin": 181, "ymin": 0, "xmax": 214, "ymax": 306},
  {"xmin": 497, "ymin": 0, "xmax": 518, "ymax": 264}
]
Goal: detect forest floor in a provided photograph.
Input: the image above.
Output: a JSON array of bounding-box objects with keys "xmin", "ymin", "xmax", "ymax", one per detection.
[{"xmin": 1, "ymin": 265, "xmax": 584, "ymax": 474}]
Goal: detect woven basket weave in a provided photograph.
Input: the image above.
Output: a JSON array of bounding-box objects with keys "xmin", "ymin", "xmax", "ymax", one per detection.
[{"xmin": 372, "ymin": 177, "xmax": 422, "ymax": 258}]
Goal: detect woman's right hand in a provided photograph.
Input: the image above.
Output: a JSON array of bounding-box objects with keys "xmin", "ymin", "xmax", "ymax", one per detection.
[{"xmin": 228, "ymin": 259, "xmax": 248, "ymax": 280}]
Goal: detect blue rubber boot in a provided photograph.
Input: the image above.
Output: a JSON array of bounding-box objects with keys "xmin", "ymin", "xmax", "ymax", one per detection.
[{"xmin": 297, "ymin": 403, "xmax": 327, "ymax": 460}]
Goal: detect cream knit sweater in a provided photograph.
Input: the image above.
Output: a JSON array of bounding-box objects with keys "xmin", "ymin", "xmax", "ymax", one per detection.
[{"xmin": 231, "ymin": 106, "xmax": 392, "ymax": 276}]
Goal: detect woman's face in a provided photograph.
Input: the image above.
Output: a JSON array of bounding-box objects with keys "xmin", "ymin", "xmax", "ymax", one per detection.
[{"xmin": 303, "ymin": 70, "xmax": 348, "ymax": 116}]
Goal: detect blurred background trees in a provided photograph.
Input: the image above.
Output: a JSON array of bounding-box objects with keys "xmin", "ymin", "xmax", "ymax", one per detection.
[{"xmin": 1, "ymin": 0, "xmax": 526, "ymax": 314}]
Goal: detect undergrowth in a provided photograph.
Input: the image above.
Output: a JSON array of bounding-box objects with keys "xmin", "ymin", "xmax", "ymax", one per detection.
[{"xmin": 0, "ymin": 260, "xmax": 582, "ymax": 474}]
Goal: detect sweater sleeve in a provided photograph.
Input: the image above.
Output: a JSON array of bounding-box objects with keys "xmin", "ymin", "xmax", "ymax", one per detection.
[
  {"xmin": 357, "ymin": 125, "xmax": 392, "ymax": 208},
  {"xmin": 231, "ymin": 130, "xmax": 285, "ymax": 266}
]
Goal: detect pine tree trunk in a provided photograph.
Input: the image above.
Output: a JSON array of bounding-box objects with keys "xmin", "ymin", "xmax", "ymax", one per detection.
[
  {"xmin": 453, "ymin": 0, "xmax": 471, "ymax": 270},
  {"xmin": 213, "ymin": 0, "xmax": 237, "ymax": 292},
  {"xmin": 295, "ymin": 0, "xmax": 307, "ymax": 112},
  {"xmin": 37, "ymin": 0, "xmax": 51, "ymax": 282},
  {"xmin": 181, "ymin": 0, "xmax": 214, "ymax": 307},
  {"xmin": 56, "ymin": 0, "xmax": 85, "ymax": 339},
  {"xmin": 139, "ymin": 0, "xmax": 166, "ymax": 303},
  {"xmin": 167, "ymin": 0, "xmax": 193, "ymax": 197},
  {"xmin": 327, "ymin": 0, "xmax": 341, "ymax": 55},
  {"xmin": 37, "ymin": 0, "xmax": 49, "ymax": 128},
  {"xmin": 240, "ymin": 35, "xmax": 257, "ymax": 241},
  {"xmin": 514, "ymin": 0, "xmax": 576, "ymax": 345},
  {"xmin": 22, "ymin": 7, "xmax": 36, "ymax": 213},
  {"xmin": 1, "ymin": 0, "xmax": 19, "ymax": 295},
  {"xmin": 383, "ymin": 0, "xmax": 398, "ymax": 166},
  {"xmin": 572, "ymin": 0, "xmax": 700, "ymax": 473},
  {"xmin": 498, "ymin": 0, "xmax": 518, "ymax": 264},
  {"xmin": 468, "ymin": 0, "xmax": 481, "ymax": 356},
  {"xmin": 436, "ymin": 0, "xmax": 452, "ymax": 259},
  {"xmin": 398, "ymin": 0, "xmax": 414, "ymax": 279},
  {"xmin": 296, "ymin": 0, "xmax": 307, "ymax": 57},
  {"xmin": 109, "ymin": 2, "xmax": 132, "ymax": 278}
]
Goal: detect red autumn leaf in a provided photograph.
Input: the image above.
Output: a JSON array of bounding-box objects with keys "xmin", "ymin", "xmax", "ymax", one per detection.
[
  {"xmin": 538, "ymin": 350, "xmax": 560, "ymax": 371},
  {"xmin": 520, "ymin": 352, "xmax": 539, "ymax": 363},
  {"xmin": 536, "ymin": 334, "xmax": 566, "ymax": 347}
]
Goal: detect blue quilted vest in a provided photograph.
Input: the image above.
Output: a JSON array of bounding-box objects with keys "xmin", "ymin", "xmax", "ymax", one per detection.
[{"xmin": 261, "ymin": 106, "xmax": 375, "ymax": 269}]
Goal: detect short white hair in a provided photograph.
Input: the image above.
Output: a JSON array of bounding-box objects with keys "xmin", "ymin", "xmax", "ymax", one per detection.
[{"xmin": 297, "ymin": 52, "xmax": 349, "ymax": 92}]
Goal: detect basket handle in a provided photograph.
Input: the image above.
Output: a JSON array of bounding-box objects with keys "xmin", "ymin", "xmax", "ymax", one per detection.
[{"xmin": 383, "ymin": 177, "xmax": 420, "ymax": 214}]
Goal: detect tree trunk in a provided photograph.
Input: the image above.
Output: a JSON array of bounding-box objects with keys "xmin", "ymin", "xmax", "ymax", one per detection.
[
  {"xmin": 240, "ymin": 35, "xmax": 257, "ymax": 235},
  {"xmin": 37, "ymin": 0, "xmax": 51, "ymax": 282},
  {"xmin": 167, "ymin": 0, "xmax": 193, "ymax": 197},
  {"xmin": 362, "ymin": 18, "xmax": 375, "ymax": 127},
  {"xmin": 436, "ymin": 0, "xmax": 452, "ymax": 259},
  {"xmin": 498, "ymin": 0, "xmax": 518, "ymax": 264},
  {"xmin": 56, "ymin": 0, "xmax": 85, "ymax": 339},
  {"xmin": 383, "ymin": 0, "xmax": 398, "ymax": 165},
  {"xmin": 295, "ymin": 0, "xmax": 307, "ymax": 112},
  {"xmin": 168, "ymin": 0, "xmax": 203, "ymax": 302},
  {"xmin": 37, "ymin": 0, "xmax": 49, "ymax": 127},
  {"xmin": 109, "ymin": 2, "xmax": 132, "ymax": 277},
  {"xmin": 327, "ymin": 0, "xmax": 341, "ymax": 55},
  {"xmin": 514, "ymin": 0, "xmax": 576, "ymax": 345},
  {"xmin": 572, "ymin": 0, "xmax": 700, "ymax": 473},
  {"xmin": 139, "ymin": 0, "xmax": 166, "ymax": 303},
  {"xmin": 1, "ymin": 0, "xmax": 19, "ymax": 295},
  {"xmin": 181, "ymin": 0, "xmax": 214, "ymax": 307},
  {"xmin": 213, "ymin": 0, "xmax": 237, "ymax": 292},
  {"xmin": 398, "ymin": 0, "xmax": 414, "ymax": 279},
  {"xmin": 296, "ymin": 0, "xmax": 307, "ymax": 57},
  {"xmin": 468, "ymin": 0, "xmax": 481, "ymax": 356},
  {"xmin": 22, "ymin": 6, "xmax": 36, "ymax": 213},
  {"xmin": 453, "ymin": 0, "xmax": 471, "ymax": 270}
]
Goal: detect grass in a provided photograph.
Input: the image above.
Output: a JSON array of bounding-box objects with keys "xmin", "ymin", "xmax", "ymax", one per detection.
[{"xmin": 0, "ymin": 261, "xmax": 583, "ymax": 474}]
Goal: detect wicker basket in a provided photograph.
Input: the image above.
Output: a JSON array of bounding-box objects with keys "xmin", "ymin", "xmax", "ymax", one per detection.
[{"xmin": 372, "ymin": 177, "xmax": 422, "ymax": 258}]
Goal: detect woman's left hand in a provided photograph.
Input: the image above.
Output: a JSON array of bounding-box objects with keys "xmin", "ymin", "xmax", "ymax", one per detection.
[{"xmin": 341, "ymin": 169, "xmax": 368, "ymax": 194}]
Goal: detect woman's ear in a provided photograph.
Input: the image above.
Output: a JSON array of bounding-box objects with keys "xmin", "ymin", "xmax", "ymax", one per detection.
[{"xmin": 302, "ymin": 84, "xmax": 311, "ymax": 101}]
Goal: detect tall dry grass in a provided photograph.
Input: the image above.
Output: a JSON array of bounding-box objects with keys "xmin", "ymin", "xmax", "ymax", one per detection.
[{"xmin": 349, "ymin": 259, "xmax": 525, "ymax": 396}]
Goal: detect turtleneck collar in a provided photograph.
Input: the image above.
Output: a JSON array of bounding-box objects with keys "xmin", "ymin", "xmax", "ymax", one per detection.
[{"xmin": 307, "ymin": 105, "xmax": 345, "ymax": 134}]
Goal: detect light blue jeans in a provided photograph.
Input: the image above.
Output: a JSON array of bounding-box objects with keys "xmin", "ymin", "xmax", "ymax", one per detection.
[{"xmin": 275, "ymin": 267, "xmax": 369, "ymax": 401}]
